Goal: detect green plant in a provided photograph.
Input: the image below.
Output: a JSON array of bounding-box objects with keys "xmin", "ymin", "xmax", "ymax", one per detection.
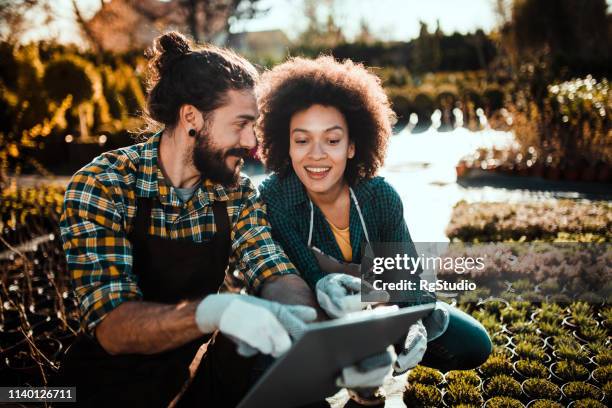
[
  {"xmin": 482, "ymin": 299, "xmax": 508, "ymax": 314},
  {"xmin": 403, "ymin": 383, "xmax": 442, "ymax": 407},
  {"xmin": 570, "ymin": 314, "xmax": 598, "ymax": 328},
  {"xmin": 514, "ymin": 359, "xmax": 548, "ymax": 378},
  {"xmin": 515, "ymin": 342, "xmax": 546, "ymax": 360},
  {"xmin": 514, "ymin": 333, "xmax": 543, "ymax": 345},
  {"xmin": 592, "ymin": 351, "xmax": 612, "ymax": 365},
  {"xmin": 484, "ymin": 375, "xmax": 522, "ymax": 398},
  {"xmin": 492, "ymin": 332, "xmax": 511, "ymax": 347},
  {"xmin": 479, "ymin": 355, "xmax": 513, "ymax": 377},
  {"xmin": 445, "ymin": 370, "xmax": 481, "ymax": 387},
  {"xmin": 522, "ymin": 378, "xmax": 561, "ymax": 400},
  {"xmin": 445, "ymin": 380, "xmax": 483, "ymax": 406},
  {"xmin": 538, "ymin": 321, "xmax": 568, "ymax": 337},
  {"xmin": 571, "ymin": 399, "xmax": 607, "ymax": 408},
  {"xmin": 509, "ymin": 321, "xmax": 538, "ymax": 334},
  {"xmin": 570, "ymin": 301, "xmax": 593, "ymax": 318},
  {"xmin": 485, "ymin": 396, "xmax": 523, "ymax": 408},
  {"xmin": 602, "ymin": 381, "xmax": 612, "ymax": 397},
  {"xmin": 528, "ymin": 400, "xmax": 562, "ymax": 408},
  {"xmin": 577, "ymin": 325, "xmax": 607, "ymax": 342},
  {"xmin": 407, "ymin": 365, "xmax": 444, "ymax": 385},
  {"xmin": 501, "ymin": 308, "xmax": 527, "ymax": 324},
  {"xmin": 591, "ymin": 365, "xmax": 612, "ymax": 384},
  {"xmin": 552, "ymin": 361, "xmax": 588, "ymax": 381},
  {"xmin": 553, "ymin": 343, "xmax": 589, "ymax": 363},
  {"xmin": 587, "ymin": 340, "xmax": 609, "ymax": 355},
  {"xmin": 561, "ymin": 382, "xmax": 603, "ymax": 400}
]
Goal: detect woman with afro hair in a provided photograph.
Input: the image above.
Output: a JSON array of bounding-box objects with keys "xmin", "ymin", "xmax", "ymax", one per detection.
[{"xmin": 257, "ymin": 56, "xmax": 492, "ymax": 406}]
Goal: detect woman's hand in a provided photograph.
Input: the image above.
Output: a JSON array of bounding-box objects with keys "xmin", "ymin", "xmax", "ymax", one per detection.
[{"xmin": 315, "ymin": 273, "xmax": 389, "ymax": 318}]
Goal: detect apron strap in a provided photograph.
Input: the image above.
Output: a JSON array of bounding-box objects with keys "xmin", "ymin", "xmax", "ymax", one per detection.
[{"xmin": 307, "ymin": 187, "xmax": 370, "ymax": 247}]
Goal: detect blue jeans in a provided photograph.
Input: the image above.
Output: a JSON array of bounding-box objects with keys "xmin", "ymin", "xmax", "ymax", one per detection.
[{"xmin": 419, "ymin": 302, "xmax": 492, "ymax": 373}]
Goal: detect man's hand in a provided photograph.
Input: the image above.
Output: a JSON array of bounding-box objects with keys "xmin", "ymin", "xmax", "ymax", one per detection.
[
  {"xmin": 316, "ymin": 273, "xmax": 389, "ymax": 318},
  {"xmin": 196, "ymin": 294, "xmax": 317, "ymax": 357},
  {"xmin": 393, "ymin": 319, "xmax": 428, "ymax": 375},
  {"xmin": 336, "ymin": 346, "xmax": 396, "ymax": 389}
]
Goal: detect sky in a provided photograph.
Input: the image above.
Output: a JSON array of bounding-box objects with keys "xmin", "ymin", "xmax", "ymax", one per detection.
[
  {"xmin": 20, "ymin": 0, "xmax": 506, "ymax": 44},
  {"xmin": 20, "ymin": 0, "xmax": 612, "ymax": 45}
]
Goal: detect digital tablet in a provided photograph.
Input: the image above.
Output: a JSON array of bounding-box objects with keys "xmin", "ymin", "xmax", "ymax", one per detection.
[{"xmin": 237, "ymin": 303, "xmax": 435, "ymax": 408}]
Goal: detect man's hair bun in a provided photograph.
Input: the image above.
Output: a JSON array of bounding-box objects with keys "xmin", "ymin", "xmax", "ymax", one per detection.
[{"xmin": 148, "ymin": 31, "xmax": 192, "ymax": 77}]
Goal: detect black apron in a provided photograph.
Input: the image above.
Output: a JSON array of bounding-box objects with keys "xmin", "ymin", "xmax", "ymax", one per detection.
[{"xmin": 58, "ymin": 196, "xmax": 254, "ymax": 408}]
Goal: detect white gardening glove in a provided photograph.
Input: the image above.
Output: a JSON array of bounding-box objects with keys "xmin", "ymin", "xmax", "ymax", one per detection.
[
  {"xmin": 336, "ymin": 346, "xmax": 396, "ymax": 389},
  {"xmin": 195, "ymin": 294, "xmax": 317, "ymax": 358},
  {"xmin": 316, "ymin": 273, "xmax": 389, "ymax": 318},
  {"xmin": 393, "ymin": 319, "xmax": 428, "ymax": 375}
]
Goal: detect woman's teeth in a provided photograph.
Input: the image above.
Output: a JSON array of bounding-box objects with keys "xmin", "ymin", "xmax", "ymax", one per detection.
[{"xmin": 305, "ymin": 167, "xmax": 330, "ymax": 173}]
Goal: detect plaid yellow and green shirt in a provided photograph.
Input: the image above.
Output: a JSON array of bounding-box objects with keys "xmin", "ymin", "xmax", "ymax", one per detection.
[{"xmin": 59, "ymin": 133, "xmax": 297, "ymax": 334}]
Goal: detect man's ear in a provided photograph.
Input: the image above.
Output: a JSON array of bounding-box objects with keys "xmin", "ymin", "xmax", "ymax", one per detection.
[
  {"xmin": 179, "ymin": 104, "xmax": 204, "ymax": 130},
  {"xmin": 348, "ymin": 141, "xmax": 355, "ymax": 159}
]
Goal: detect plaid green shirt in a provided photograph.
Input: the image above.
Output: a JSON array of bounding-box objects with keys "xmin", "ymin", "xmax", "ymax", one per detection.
[
  {"xmin": 260, "ymin": 171, "xmax": 424, "ymax": 294},
  {"xmin": 60, "ymin": 133, "xmax": 297, "ymax": 334}
]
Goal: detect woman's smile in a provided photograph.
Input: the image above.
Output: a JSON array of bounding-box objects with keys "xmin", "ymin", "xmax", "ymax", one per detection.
[{"xmin": 304, "ymin": 166, "xmax": 332, "ymax": 179}]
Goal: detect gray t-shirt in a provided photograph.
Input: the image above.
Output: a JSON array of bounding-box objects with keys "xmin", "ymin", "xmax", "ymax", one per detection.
[{"xmin": 175, "ymin": 184, "xmax": 200, "ymax": 203}]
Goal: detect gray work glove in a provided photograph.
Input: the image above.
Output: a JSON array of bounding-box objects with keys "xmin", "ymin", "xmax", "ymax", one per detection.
[
  {"xmin": 393, "ymin": 319, "xmax": 428, "ymax": 375},
  {"xmin": 196, "ymin": 294, "xmax": 317, "ymax": 358},
  {"xmin": 336, "ymin": 346, "xmax": 396, "ymax": 389},
  {"xmin": 316, "ymin": 273, "xmax": 389, "ymax": 318}
]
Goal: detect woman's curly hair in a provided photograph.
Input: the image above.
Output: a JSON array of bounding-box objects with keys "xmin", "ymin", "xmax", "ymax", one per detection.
[{"xmin": 256, "ymin": 56, "xmax": 396, "ymax": 185}]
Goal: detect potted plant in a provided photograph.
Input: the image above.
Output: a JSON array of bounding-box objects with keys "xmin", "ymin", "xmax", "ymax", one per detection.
[
  {"xmin": 574, "ymin": 325, "xmax": 607, "ymax": 343},
  {"xmin": 484, "ymin": 396, "xmax": 524, "ymax": 408},
  {"xmin": 513, "ymin": 359, "xmax": 549, "ymax": 379},
  {"xmin": 515, "ymin": 342, "xmax": 548, "ymax": 362},
  {"xmin": 550, "ymin": 360, "xmax": 589, "ymax": 382},
  {"xmin": 525, "ymin": 400, "xmax": 563, "ymax": 408},
  {"xmin": 508, "ymin": 321, "xmax": 538, "ymax": 335},
  {"xmin": 552, "ymin": 343, "xmax": 590, "ymax": 364},
  {"xmin": 521, "ymin": 378, "xmax": 561, "ymax": 401},
  {"xmin": 514, "ymin": 333, "xmax": 544, "ymax": 348},
  {"xmin": 444, "ymin": 370, "xmax": 482, "ymax": 388},
  {"xmin": 561, "ymin": 382, "xmax": 603, "ymax": 401},
  {"xmin": 484, "ymin": 374, "xmax": 522, "ymax": 399},
  {"xmin": 591, "ymin": 365, "xmax": 611, "ymax": 385},
  {"xmin": 479, "ymin": 355, "xmax": 513, "ymax": 377},
  {"xmin": 568, "ymin": 398, "xmax": 607, "ymax": 408},
  {"xmin": 403, "ymin": 383, "xmax": 442, "ymax": 407},
  {"xmin": 444, "ymin": 380, "xmax": 483, "ymax": 406},
  {"xmin": 538, "ymin": 321, "xmax": 568, "ymax": 337},
  {"xmin": 592, "ymin": 351, "xmax": 612, "ymax": 366},
  {"xmin": 407, "ymin": 365, "xmax": 444, "ymax": 386},
  {"xmin": 501, "ymin": 308, "xmax": 527, "ymax": 325},
  {"xmin": 597, "ymin": 306, "xmax": 611, "ymax": 331}
]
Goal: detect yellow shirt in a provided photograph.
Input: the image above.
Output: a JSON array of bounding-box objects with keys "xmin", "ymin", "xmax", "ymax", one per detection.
[{"xmin": 326, "ymin": 218, "xmax": 352, "ymax": 262}]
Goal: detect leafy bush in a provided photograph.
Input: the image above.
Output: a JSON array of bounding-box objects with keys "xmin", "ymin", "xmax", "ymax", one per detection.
[
  {"xmin": 445, "ymin": 380, "xmax": 483, "ymax": 406},
  {"xmin": 577, "ymin": 325, "xmax": 607, "ymax": 342},
  {"xmin": 553, "ymin": 343, "xmax": 589, "ymax": 364},
  {"xmin": 591, "ymin": 365, "xmax": 611, "ymax": 384},
  {"xmin": 527, "ymin": 400, "xmax": 562, "ymax": 408},
  {"xmin": 403, "ymin": 383, "xmax": 442, "ymax": 407},
  {"xmin": 485, "ymin": 396, "xmax": 523, "ymax": 408},
  {"xmin": 592, "ymin": 351, "xmax": 612, "ymax": 366},
  {"xmin": 446, "ymin": 200, "xmax": 612, "ymax": 242},
  {"xmin": 407, "ymin": 365, "xmax": 444, "ymax": 385},
  {"xmin": 552, "ymin": 361, "xmax": 588, "ymax": 381},
  {"xmin": 484, "ymin": 375, "xmax": 522, "ymax": 398},
  {"xmin": 445, "ymin": 370, "xmax": 481, "ymax": 387},
  {"xmin": 561, "ymin": 382, "xmax": 603, "ymax": 401},
  {"xmin": 515, "ymin": 342, "xmax": 546, "ymax": 361},
  {"xmin": 522, "ymin": 378, "xmax": 561, "ymax": 400},
  {"xmin": 479, "ymin": 355, "xmax": 512, "ymax": 377},
  {"xmin": 514, "ymin": 359, "xmax": 548, "ymax": 378},
  {"xmin": 571, "ymin": 399, "xmax": 607, "ymax": 408}
]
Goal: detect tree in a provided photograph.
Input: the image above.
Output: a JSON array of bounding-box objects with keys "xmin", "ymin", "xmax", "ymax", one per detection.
[
  {"xmin": 0, "ymin": 0, "xmax": 52, "ymax": 42},
  {"xmin": 83, "ymin": 0, "xmax": 266, "ymax": 53},
  {"xmin": 510, "ymin": 0, "xmax": 610, "ymax": 77}
]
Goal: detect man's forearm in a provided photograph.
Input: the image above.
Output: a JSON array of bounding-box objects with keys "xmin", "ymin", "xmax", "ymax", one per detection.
[
  {"xmin": 260, "ymin": 274, "xmax": 327, "ymax": 320},
  {"xmin": 95, "ymin": 300, "xmax": 203, "ymax": 355}
]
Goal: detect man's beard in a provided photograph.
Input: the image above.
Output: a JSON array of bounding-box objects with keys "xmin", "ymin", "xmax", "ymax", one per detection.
[{"xmin": 190, "ymin": 128, "xmax": 250, "ymax": 186}]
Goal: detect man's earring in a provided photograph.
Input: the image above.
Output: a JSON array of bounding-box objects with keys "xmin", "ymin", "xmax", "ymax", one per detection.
[{"xmin": 188, "ymin": 129, "xmax": 196, "ymax": 137}]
